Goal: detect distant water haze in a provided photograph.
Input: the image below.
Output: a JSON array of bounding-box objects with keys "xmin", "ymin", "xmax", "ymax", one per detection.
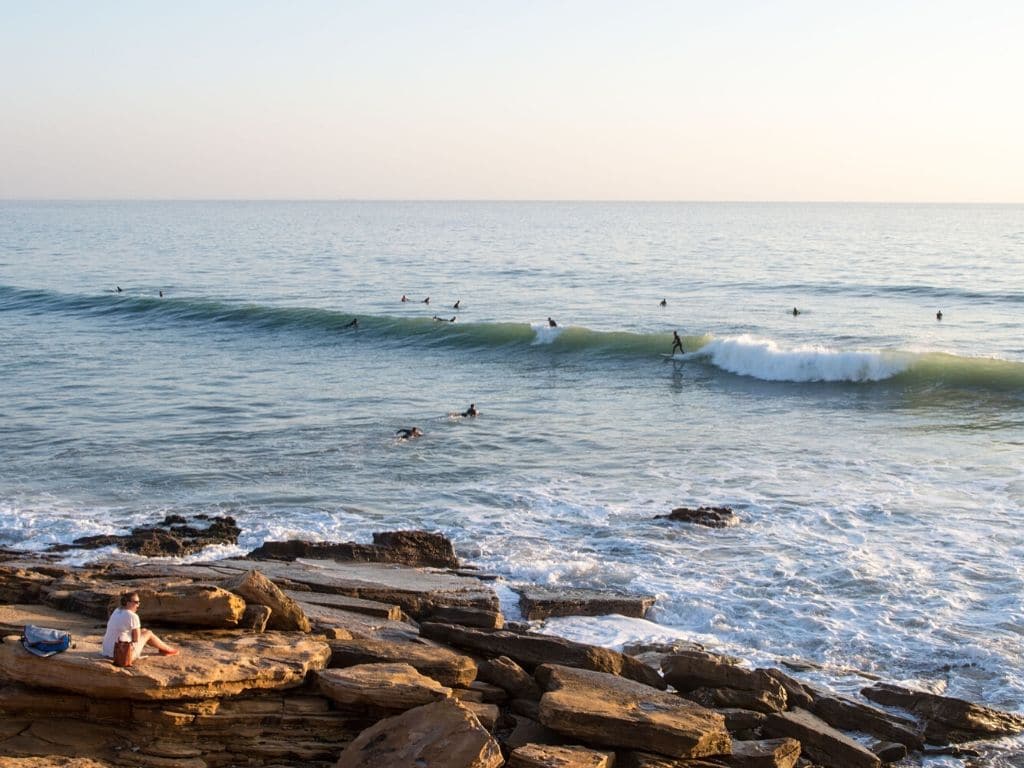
[{"xmin": 2, "ymin": 201, "xmax": 1022, "ymax": 764}]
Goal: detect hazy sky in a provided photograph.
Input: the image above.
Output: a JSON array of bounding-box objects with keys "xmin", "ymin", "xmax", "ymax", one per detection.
[{"xmin": 2, "ymin": 1, "xmax": 1022, "ymax": 201}]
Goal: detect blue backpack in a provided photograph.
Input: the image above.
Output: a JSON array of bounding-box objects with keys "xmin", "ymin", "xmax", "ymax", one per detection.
[{"xmin": 22, "ymin": 625, "xmax": 72, "ymax": 657}]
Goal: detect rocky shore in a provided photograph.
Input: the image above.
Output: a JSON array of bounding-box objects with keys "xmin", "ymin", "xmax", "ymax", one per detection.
[{"xmin": 1, "ymin": 527, "xmax": 1021, "ymax": 768}]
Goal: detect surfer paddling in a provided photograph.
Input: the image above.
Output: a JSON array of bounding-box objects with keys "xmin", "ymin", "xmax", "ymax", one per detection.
[{"xmin": 396, "ymin": 427, "xmax": 423, "ymax": 440}]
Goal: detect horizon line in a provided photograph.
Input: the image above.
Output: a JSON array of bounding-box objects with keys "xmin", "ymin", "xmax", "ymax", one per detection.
[{"xmin": 2, "ymin": 198, "xmax": 1023, "ymax": 205}]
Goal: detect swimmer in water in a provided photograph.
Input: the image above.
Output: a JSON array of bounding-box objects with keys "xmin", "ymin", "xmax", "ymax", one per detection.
[
  {"xmin": 159, "ymin": 290, "xmax": 164, "ymax": 298},
  {"xmin": 344, "ymin": 317, "xmax": 358, "ymax": 328},
  {"xmin": 401, "ymin": 294, "xmax": 408, "ymax": 302},
  {"xmin": 396, "ymin": 427, "xmax": 423, "ymax": 439},
  {"xmin": 936, "ymin": 310, "xmax": 943, "ymax": 320},
  {"xmin": 453, "ymin": 299, "xmax": 460, "ymax": 309},
  {"xmin": 116, "ymin": 286, "xmax": 123, "ymax": 293},
  {"xmin": 422, "ymin": 297, "xmax": 430, "ymax": 305},
  {"xmin": 461, "ymin": 403, "xmax": 479, "ymax": 417},
  {"xmin": 660, "ymin": 298, "xmax": 667, "ymax": 307},
  {"xmin": 671, "ymin": 330, "xmax": 684, "ymax": 355},
  {"xmin": 792, "ymin": 307, "xmax": 800, "ymax": 316},
  {"xmin": 548, "ymin": 317, "xmax": 557, "ymax": 327}
]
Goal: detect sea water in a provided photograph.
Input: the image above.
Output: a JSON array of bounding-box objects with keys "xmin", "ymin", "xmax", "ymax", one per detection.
[{"xmin": 2, "ymin": 202, "xmax": 1022, "ymax": 764}]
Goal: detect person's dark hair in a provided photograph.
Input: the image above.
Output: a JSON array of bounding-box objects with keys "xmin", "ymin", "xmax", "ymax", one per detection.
[{"xmin": 119, "ymin": 592, "xmax": 141, "ymax": 607}]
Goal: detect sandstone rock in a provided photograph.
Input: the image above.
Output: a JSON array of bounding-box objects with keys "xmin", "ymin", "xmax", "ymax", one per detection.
[
  {"xmin": 421, "ymin": 622, "xmax": 665, "ymax": 690},
  {"xmin": 714, "ymin": 738, "xmax": 801, "ymax": 768},
  {"xmin": 764, "ymin": 708, "xmax": 880, "ymax": 768},
  {"xmin": 685, "ymin": 685, "xmax": 786, "ymax": 714},
  {"xmin": 328, "ymin": 636, "xmax": 477, "ymax": 687},
  {"xmin": 317, "ymin": 663, "xmax": 452, "ymax": 710},
  {"xmin": 0, "ymin": 629, "xmax": 329, "ymax": 700},
  {"xmin": 872, "ymin": 741, "xmax": 908, "ymax": 763},
  {"xmin": 284, "ymin": 588, "xmax": 403, "ymax": 619},
  {"xmin": 719, "ymin": 708, "xmax": 768, "ymax": 736},
  {"xmin": 467, "ymin": 679, "xmax": 509, "ymax": 704},
  {"xmin": 214, "ymin": 558, "xmax": 498, "ymax": 619},
  {"xmin": 0, "ymin": 603, "xmax": 105, "ymax": 638},
  {"xmin": 517, "ymin": 586, "xmax": 656, "ymax": 621},
  {"xmin": 503, "ymin": 715, "xmax": 565, "ymax": 751},
  {"xmin": 0, "ymin": 566, "xmax": 53, "ymax": 604},
  {"xmin": 662, "ymin": 652, "xmax": 786, "ymax": 710},
  {"xmin": 224, "ymin": 569, "xmax": 310, "ymax": 632},
  {"xmin": 478, "ymin": 655, "xmax": 543, "ymax": 699},
  {"xmin": 656, "ymin": 506, "xmax": 739, "ymax": 528},
  {"xmin": 248, "ymin": 529, "xmax": 458, "ymax": 568},
  {"xmin": 335, "ymin": 698, "xmax": 503, "ymax": 768},
  {"xmin": 536, "ymin": 663, "xmax": 731, "ymax": 759},
  {"xmin": 811, "ymin": 694, "xmax": 923, "ymax": 750},
  {"xmin": 240, "ymin": 603, "xmax": 272, "ymax": 632},
  {"xmin": 762, "ymin": 669, "xmax": 816, "ymax": 710},
  {"xmin": 618, "ymin": 752, "xmax": 720, "ymax": 767},
  {"xmin": 0, "ymin": 759, "xmax": 113, "ymax": 768},
  {"xmin": 464, "ymin": 701, "xmax": 501, "ymax": 730},
  {"xmin": 429, "ymin": 605, "xmax": 505, "ymax": 629},
  {"xmin": 861, "ymin": 681, "xmax": 1024, "ymax": 742},
  {"xmin": 508, "ymin": 743, "xmax": 615, "ymax": 767}
]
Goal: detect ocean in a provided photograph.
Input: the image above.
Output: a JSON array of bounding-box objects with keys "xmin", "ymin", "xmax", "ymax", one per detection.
[{"xmin": 2, "ymin": 201, "xmax": 1022, "ymax": 763}]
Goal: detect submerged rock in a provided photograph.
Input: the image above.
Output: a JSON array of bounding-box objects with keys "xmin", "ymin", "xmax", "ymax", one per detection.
[{"xmin": 655, "ymin": 506, "xmax": 739, "ymax": 528}]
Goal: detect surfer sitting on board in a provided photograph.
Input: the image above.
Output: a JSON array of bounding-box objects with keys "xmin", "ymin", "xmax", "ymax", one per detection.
[
  {"xmin": 396, "ymin": 427, "xmax": 423, "ymax": 440},
  {"xmin": 344, "ymin": 317, "xmax": 358, "ymax": 329},
  {"xmin": 461, "ymin": 403, "xmax": 479, "ymax": 417},
  {"xmin": 671, "ymin": 330, "xmax": 684, "ymax": 355},
  {"xmin": 548, "ymin": 317, "xmax": 558, "ymax": 328}
]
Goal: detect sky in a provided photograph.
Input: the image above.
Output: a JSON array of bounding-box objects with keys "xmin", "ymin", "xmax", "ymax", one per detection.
[{"xmin": 2, "ymin": 1, "xmax": 1022, "ymax": 202}]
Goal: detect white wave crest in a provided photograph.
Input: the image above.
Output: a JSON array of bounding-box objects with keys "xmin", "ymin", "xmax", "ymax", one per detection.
[
  {"xmin": 530, "ymin": 322, "xmax": 564, "ymax": 345},
  {"xmin": 695, "ymin": 335, "xmax": 912, "ymax": 383}
]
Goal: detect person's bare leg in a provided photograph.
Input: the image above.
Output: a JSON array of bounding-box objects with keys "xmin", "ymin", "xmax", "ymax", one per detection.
[{"xmin": 141, "ymin": 628, "xmax": 178, "ymax": 655}]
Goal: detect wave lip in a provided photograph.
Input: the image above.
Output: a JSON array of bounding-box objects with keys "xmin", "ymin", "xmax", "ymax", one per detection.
[{"xmin": 695, "ymin": 335, "xmax": 912, "ymax": 383}]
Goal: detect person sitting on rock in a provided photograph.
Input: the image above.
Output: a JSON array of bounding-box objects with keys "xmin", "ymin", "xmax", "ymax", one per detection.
[{"xmin": 102, "ymin": 591, "xmax": 179, "ymax": 663}]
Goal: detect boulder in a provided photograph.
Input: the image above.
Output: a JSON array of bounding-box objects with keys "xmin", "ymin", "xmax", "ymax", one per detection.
[
  {"xmin": 478, "ymin": 655, "xmax": 543, "ymax": 699},
  {"xmin": 0, "ymin": 630, "xmax": 330, "ymax": 700},
  {"xmin": 517, "ymin": 586, "xmax": 656, "ymax": 621},
  {"xmin": 464, "ymin": 701, "xmax": 500, "ymax": 730},
  {"xmin": 861, "ymin": 682, "xmax": 1024, "ymax": 742},
  {"xmin": 328, "ymin": 636, "xmax": 477, "ymax": 687},
  {"xmin": 811, "ymin": 694, "xmax": 923, "ymax": 750},
  {"xmin": 713, "ymin": 738, "xmax": 801, "ymax": 768},
  {"xmin": 685, "ymin": 685, "xmax": 786, "ymax": 714},
  {"xmin": 508, "ymin": 743, "xmax": 615, "ymax": 767},
  {"xmin": 247, "ymin": 529, "xmax": 458, "ymax": 568},
  {"xmin": 872, "ymin": 741, "xmax": 908, "ymax": 763},
  {"xmin": 335, "ymin": 698, "xmax": 503, "ymax": 768},
  {"xmin": 764, "ymin": 708, "xmax": 880, "ymax": 768},
  {"xmin": 224, "ymin": 569, "xmax": 310, "ymax": 632},
  {"xmin": 536, "ymin": 663, "xmax": 731, "ymax": 759},
  {"xmin": 761, "ymin": 669, "xmax": 815, "ymax": 710},
  {"xmin": 420, "ymin": 622, "xmax": 665, "ymax": 690},
  {"xmin": 240, "ymin": 603, "xmax": 272, "ymax": 632},
  {"xmin": 719, "ymin": 708, "xmax": 768, "ymax": 736},
  {"xmin": 42, "ymin": 581, "xmax": 246, "ymax": 628},
  {"xmin": 662, "ymin": 652, "xmax": 786, "ymax": 709},
  {"xmin": 655, "ymin": 506, "xmax": 739, "ymax": 528},
  {"xmin": 317, "ymin": 663, "xmax": 452, "ymax": 711}
]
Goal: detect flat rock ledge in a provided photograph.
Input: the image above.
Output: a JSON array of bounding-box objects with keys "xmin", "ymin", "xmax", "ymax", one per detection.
[
  {"xmin": 0, "ymin": 625, "xmax": 330, "ymax": 701},
  {"xmin": 516, "ymin": 586, "xmax": 656, "ymax": 621}
]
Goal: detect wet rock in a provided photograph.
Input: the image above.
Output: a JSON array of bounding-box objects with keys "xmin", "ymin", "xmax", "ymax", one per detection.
[
  {"xmin": 811, "ymin": 694, "xmax": 923, "ymax": 750},
  {"xmin": 421, "ymin": 622, "xmax": 666, "ymax": 690},
  {"xmin": 223, "ymin": 569, "xmax": 310, "ymax": 632},
  {"xmin": 317, "ymin": 662, "xmax": 452, "ymax": 711},
  {"xmin": 335, "ymin": 698, "xmax": 503, "ymax": 768},
  {"xmin": 764, "ymin": 708, "xmax": 880, "ymax": 768},
  {"xmin": 536, "ymin": 663, "xmax": 731, "ymax": 759},
  {"xmin": 50, "ymin": 515, "xmax": 241, "ymax": 557},
  {"xmin": 656, "ymin": 506, "xmax": 739, "ymax": 528},
  {"xmin": 517, "ymin": 586, "xmax": 656, "ymax": 621},
  {"xmin": 0, "ymin": 628, "xmax": 330, "ymax": 700},
  {"xmin": 861, "ymin": 681, "xmax": 1024, "ymax": 742},
  {"xmin": 508, "ymin": 743, "xmax": 615, "ymax": 767},
  {"xmin": 247, "ymin": 529, "xmax": 458, "ymax": 568},
  {"xmin": 328, "ymin": 636, "xmax": 477, "ymax": 688},
  {"xmin": 871, "ymin": 741, "xmax": 907, "ymax": 763}
]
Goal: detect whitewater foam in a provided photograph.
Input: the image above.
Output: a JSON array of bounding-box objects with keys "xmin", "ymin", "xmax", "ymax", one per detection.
[{"xmin": 695, "ymin": 334, "xmax": 912, "ymax": 383}]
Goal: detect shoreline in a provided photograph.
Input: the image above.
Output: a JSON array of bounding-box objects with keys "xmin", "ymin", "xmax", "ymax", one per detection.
[{"xmin": 2, "ymin": 529, "xmax": 1022, "ymax": 767}]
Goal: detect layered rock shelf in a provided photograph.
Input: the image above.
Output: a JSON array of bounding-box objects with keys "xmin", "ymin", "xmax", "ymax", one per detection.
[{"xmin": 1, "ymin": 530, "xmax": 1021, "ymax": 767}]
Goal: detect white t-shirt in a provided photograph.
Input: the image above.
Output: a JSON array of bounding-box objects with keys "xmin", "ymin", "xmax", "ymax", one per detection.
[{"xmin": 102, "ymin": 607, "xmax": 141, "ymax": 658}]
